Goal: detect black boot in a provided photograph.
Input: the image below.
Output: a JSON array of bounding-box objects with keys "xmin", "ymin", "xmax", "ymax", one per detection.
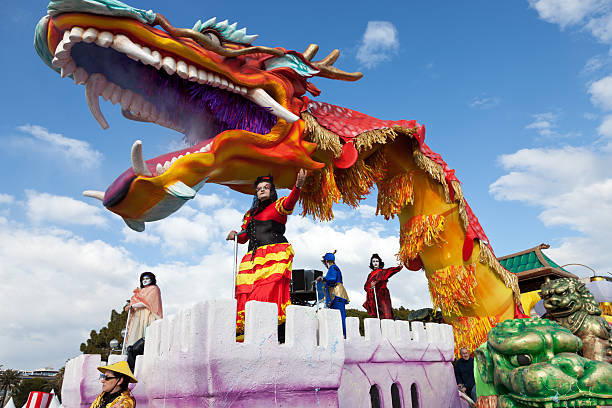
[
  {"xmin": 126, "ymin": 337, "xmax": 145, "ymax": 372},
  {"xmin": 277, "ymin": 323, "xmax": 286, "ymax": 344}
]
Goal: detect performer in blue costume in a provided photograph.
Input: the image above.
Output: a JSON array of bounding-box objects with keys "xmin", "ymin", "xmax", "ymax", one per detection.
[{"xmin": 317, "ymin": 252, "xmax": 350, "ymax": 337}]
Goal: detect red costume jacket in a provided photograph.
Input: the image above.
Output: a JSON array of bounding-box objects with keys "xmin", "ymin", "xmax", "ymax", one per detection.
[
  {"xmin": 363, "ymin": 265, "xmax": 402, "ymax": 319},
  {"xmin": 237, "ymin": 187, "xmax": 300, "ymax": 252}
]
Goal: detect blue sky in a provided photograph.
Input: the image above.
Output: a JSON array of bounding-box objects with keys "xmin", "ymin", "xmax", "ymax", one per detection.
[{"xmin": 1, "ymin": 0, "xmax": 611, "ymax": 370}]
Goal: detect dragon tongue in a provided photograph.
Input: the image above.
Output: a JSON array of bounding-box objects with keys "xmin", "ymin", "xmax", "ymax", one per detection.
[
  {"xmin": 85, "ymin": 73, "xmax": 109, "ymax": 129},
  {"xmin": 246, "ymin": 88, "xmax": 299, "ymax": 123}
]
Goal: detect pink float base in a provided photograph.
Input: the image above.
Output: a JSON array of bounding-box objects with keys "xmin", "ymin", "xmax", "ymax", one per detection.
[{"xmin": 62, "ymin": 300, "xmax": 467, "ymax": 408}]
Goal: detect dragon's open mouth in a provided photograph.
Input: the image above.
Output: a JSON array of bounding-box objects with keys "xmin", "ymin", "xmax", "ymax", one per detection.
[
  {"xmin": 51, "ymin": 23, "xmax": 300, "ymax": 140},
  {"xmin": 35, "ymin": 4, "xmax": 359, "ymax": 229},
  {"xmin": 49, "ymin": 21, "xmax": 306, "ymax": 207}
]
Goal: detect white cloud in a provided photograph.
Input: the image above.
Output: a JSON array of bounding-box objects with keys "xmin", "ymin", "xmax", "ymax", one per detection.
[
  {"xmin": 0, "ymin": 193, "xmax": 14, "ymax": 205},
  {"xmin": 589, "ymin": 75, "xmax": 612, "ymax": 110},
  {"xmin": 193, "ymin": 193, "xmax": 225, "ymax": 209},
  {"xmin": 525, "ymin": 112, "xmax": 558, "ymax": 138},
  {"xmin": 529, "ymin": 0, "xmax": 612, "ymax": 53},
  {"xmin": 356, "ymin": 21, "xmax": 400, "ymax": 69},
  {"xmin": 524, "ymin": 112, "xmax": 580, "ymax": 139},
  {"xmin": 585, "ymin": 10, "xmax": 612, "ymax": 43},
  {"xmin": 124, "ymin": 203, "xmax": 243, "ymax": 256},
  {"xmin": 121, "ymin": 227, "xmax": 161, "ymax": 245},
  {"xmin": 470, "ymin": 96, "xmax": 501, "ymax": 110},
  {"xmin": 528, "ymin": 0, "xmax": 608, "ymax": 29},
  {"xmin": 25, "ymin": 190, "xmax": 108, "ymax": 227},
  {"xmin": 356, "ymin": 204, "xmax": 377, "ymax": 218},
  {"xmin": 490, "ymin": 146, "xmax": 612, "ymax": 273},
  {"xmin": 490, "ymin": 146, "xmax": 605, "ymax": 201},
  {"xmin": 597, "ymin": 114, "xmax": 612, "ymax": 138},
  {"xmin": 582, "ymin": 55, "xmax": 605, "ymax": 75},
  {"xmin": 0, "ymin": 222, "xmax": 141, "ymax": 369},
  {"xmin": 17, "ymin": 125, "xmax": 103, "ymax": 169}
]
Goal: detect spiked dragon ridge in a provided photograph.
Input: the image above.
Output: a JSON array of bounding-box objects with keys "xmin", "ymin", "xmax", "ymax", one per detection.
[{"xmin": 34, "ymin": 0, "xmax": 528, "ymax": 354}]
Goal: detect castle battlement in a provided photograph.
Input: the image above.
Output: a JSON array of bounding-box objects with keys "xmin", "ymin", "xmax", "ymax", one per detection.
[
  {"xmin": 61, "ymin": 300, "xmax": 465, "ymax": 407},
  {"xmin": 344, "ymin": 315, "xmax": 454, "ymax": 364}
]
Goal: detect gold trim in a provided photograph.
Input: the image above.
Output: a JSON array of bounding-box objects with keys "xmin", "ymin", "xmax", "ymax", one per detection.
[
  {"xmin": 301, "ymin": 112, "xmax": 343, "ymax": 157},
  {"xmin": 412, "ymin": 148, "xmax": 451, "ymax": 203},
  {"xmin": 478, "ymin": 241, "xmax": 521, "ymax": 302},
  {"xmin": 376, "ymin": 172, "xmax": 414, "ymax": 220},
  {"xmin": 354, "ymin": 127, "xmax": 399, "ymax": 151}
]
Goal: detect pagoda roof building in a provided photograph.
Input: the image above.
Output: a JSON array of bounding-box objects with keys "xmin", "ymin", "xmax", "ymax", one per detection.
[{"xmin": 498, "ymin": 243, "xmax": 578, "ymax": 293}]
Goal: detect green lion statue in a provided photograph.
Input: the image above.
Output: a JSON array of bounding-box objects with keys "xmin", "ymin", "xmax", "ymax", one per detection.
[
  {"xmin": 540, "ymin": 277, "xmax": 612, "ymax": 363},
  {"xmin": 475, "ymin": 318, "xmax": 612, "ymax": 408}
]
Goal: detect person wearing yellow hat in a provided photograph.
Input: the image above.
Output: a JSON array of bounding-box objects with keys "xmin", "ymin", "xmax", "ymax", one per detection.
[{"xmin": 89, "ymin": 361, "xmax": 137, "ymax": 408}]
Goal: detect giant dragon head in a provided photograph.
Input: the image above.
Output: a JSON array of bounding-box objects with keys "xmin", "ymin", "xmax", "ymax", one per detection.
[
  {"xmin": 476, "ymin": 318, "xmax": 612, "ymax": 408},
  {"xmin": 34, "ymin": 0, "xmax": 362, "ymax": 231}
]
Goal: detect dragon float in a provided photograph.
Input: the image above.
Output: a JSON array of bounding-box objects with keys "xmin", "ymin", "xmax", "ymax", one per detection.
[{"xmin": 34, "ymin": 0, "xmax": 527, "ymax": 354}]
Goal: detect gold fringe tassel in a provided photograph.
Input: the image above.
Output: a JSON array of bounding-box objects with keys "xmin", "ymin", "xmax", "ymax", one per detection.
[
  {"xmin": 428, "ymin": 264, "xmax": 477, "ymax": 316},
  {"xmin": 412, "ymin": 148, "xmax": 451, "ymax": 203},
  {"xmin": 365, "ymin": 148, "xmax": 389, "ymax": 179},
  {"xmin": 302, "ymin": 112, "xmax": 343, "ymax": 158},
  {"xmin": 599, "ymin": 302, "xmax": 612, "ymax": 316},
  {"xmin": 397, "ymin": 214, "xmax": 446, "ymax": 264},
  {"xmin": 478, "ymin": 241, "xmax": 521, "ymax": 300},
  {"xmin": 354, "ymin": 127, "xmax": 399, "ymax": 151},
  {"xmin": 299, "ymin": 165, "xmax": 341, "ymax": 221},
  {"xmin": 376, "ymin": 172, "xmax": 414, "ymax": 220},
  {"xmin": 450, "ymin": 180, "xmax": 469, "ymax": 231},
  {"xmin": 452, "ymin": 315, "xmax": 500, "ymax": 357},
  {"xmin": 476, "ymin": 396, "xmax": 498, "ymax": 408},
  {"xmin": 335, "ymin": 159, "xmax": 379, "ymax": 208}
]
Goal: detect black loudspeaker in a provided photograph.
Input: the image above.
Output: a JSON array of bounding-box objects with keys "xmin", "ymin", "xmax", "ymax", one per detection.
[{"xmin": 290, "ymin": 269, "xmax": 323, "ymax": 305}]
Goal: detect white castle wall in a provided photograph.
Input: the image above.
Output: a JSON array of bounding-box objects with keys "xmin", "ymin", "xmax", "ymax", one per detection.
[
  {"xmin": 340, "ymin": 317, "xmax": 458, "ymax": 407},
  {"xmin": 61, "ymin": 354, "xmax": 102, "ymax": 408},
  {"xmin": 62, "ymin": 299, "xmax": 464, "ymax": 408}
]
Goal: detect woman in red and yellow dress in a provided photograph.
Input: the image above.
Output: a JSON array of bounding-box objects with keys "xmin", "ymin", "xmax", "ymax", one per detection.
[{"xmin": 227, "ymin": 169, "xmax": 307, "ymax": 335}]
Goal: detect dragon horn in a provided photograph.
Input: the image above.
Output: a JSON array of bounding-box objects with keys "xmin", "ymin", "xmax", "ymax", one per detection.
[
  {"xmin": 310, "ymin": 49, "xmax": 363, "ymax": 82},
  {"xmin": 302, "ymin": 44, "xmax": 319, "ymax": 61}
]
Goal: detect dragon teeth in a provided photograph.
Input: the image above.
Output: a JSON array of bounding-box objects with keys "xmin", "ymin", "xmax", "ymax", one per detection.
[
  {"xmin": 73, "ymin": 67, "xmax": 88, "ymax": 85},
  {"xmin": 120, "ymin": 89, "xmax": 135, "ymax": 109},
  {"xmin": 85, "ymin": 73, "xmax": 109, "ymax": 129},
  {"xmin": 68, "ymin": 26, "xmax": 84, "ymax": 42},
  {"xmin": 246, "ymin": 88, "xmax": 299, "ymax": 123},
  {"xmin": 162, "ymin": 56, "xmax": 176, "ymax": 75},
  {"xmin": 151, "ymin": 50, "xmax": 162, "ymax": 69},
  {"xmin": 176, "ymin": 60, "xmax": 189, "ymax": 79},
  {"xmin": 53, "ymin": 24, "xmax": 297, "ymax": 131},
  {"xmin": 82, "ymin": 28, "xmax": 99, "ymax": 43},
  {"xmin": 188, "ymin": 65, "xmax": 198, "ymax": 82},
  {"xmin": 131, "ymin": 140, "xmax": 152, "ymax": 176},
  {"xmin": 95, "ymin": 31, "xmax": 113, "ymax": 48}
]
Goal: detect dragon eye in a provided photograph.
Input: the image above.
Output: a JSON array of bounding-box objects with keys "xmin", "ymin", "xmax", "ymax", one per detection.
[
  {"xmin": 510, "ymin": 354, "xmax": 532, "ymax": 366},
  {"xmin": 203, "ymin": 31, "xmax": 222, "ymax": 47}
]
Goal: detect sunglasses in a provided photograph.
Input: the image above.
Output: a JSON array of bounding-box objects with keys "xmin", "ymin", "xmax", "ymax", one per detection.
[{"xmin": 99, "ymin": 374, "xmax": 118, "ymax": 381}]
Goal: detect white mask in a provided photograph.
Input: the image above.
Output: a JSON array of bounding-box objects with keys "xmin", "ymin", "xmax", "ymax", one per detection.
[
  {"xmin": 372, "ymin": 258, "xmax": 380, "ymax": 269},
  {"xmin": 142, "ymin": 276, "xmax": 152, "ymax": 286}
]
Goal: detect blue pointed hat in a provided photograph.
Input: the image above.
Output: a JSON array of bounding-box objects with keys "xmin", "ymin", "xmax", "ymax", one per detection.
[{"xmin": 322, "ymin": 252, "xmax": 336, "ymax": 261}]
